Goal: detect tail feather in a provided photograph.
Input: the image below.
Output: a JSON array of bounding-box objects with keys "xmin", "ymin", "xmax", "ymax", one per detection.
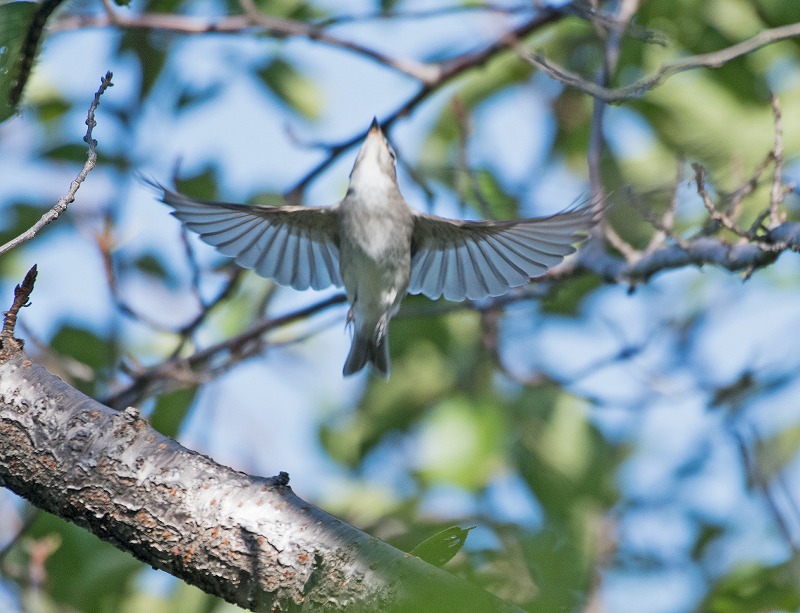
[{"xmin": 343, "ymin": 330, "xmax": 389, "ymax": 377}]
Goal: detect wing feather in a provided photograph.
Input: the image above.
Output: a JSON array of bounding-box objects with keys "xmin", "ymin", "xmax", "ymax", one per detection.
[
  {"xmin": 464, "ymin": 238, "xmax": 502, "ymax": 297},
  {"xmin": 489, "ymin": 233, "xmax": 558, "ymax": 272},
  {"xmin": 252, "ymin": 225, "xmax": 284, "ymax": 278},
  {"xmin": 274, "ymin": 229, "xmax": 299, "ymax": 286},
  {"xmin": 309, "ymin": 239, "xmax": 335, "ymax": 289},
  {"xmin": 311, "ymin": 243, "xmax": 326, "ymax": 288},
  {"xmin": 409, "ymin": 202, "xmax": 595, "ymax": 301},
  {"xmin": 151, "ymin": 182, "xmax": 342, "ymax": 290},
  {"xmin": 236, "ymin": 225, "xmax": 274, "ymax": 269},
  {"xmin": 213, "ymin": 217, "xmax": 266, "ymax": 258},
  {"xmin": 481, "ymin": 235, "xmax": 532, "ymax": 284}
]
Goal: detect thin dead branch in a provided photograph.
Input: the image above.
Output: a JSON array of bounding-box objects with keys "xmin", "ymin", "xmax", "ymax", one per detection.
[
  {"xmin": 523, "ymin": 21, "xmax": 800, "ymax": 103},
  {"xmin": 0, "ymin": 72, "xmax": 113, "ymax": 257}
]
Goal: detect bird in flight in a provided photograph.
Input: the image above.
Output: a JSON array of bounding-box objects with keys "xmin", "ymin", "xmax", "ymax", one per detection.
[{"xmin": 151, "ymin": 118, "xmax": 596, "ymax": 377}]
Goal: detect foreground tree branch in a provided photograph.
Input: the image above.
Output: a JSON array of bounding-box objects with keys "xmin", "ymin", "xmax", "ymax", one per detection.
[{"xmin": 0, "ymin": 298, "xmax": 521, "ymax": 612}]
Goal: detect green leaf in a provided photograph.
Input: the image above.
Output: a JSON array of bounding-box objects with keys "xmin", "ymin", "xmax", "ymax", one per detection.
[
  {"xmin": 37, "ymin": 96, "xmax": 70, "ymax": 122},
  {"xmin": 175, "ymin": 170, "xmax": 219, "ymax": 199},
  {"xmin": 175, "ymin": 82, "xmax": 224, "ymax": 111},
  {"xmin": 540, "ymin": 274, "xmax": 601, "ymax": 316},
  {"xmin": 22, "ymin": 513, "xmax": 142, "ymax": 613},
  {"xmin": 249, "ymin": 191, "xmax": 288, "ymax": 207},
  {"xmin": 132, "ymin": 252, "xmax": 175, "ymax": 286},
  {"xmin": 118, "ymin": 28, "xmax": 168, "ymax": 101},
  {"xmin": 44, "ymin": 143, "xmax": 90, "ymax": 164},
  {"xmin": 519, "ymin": 524, "xmax": 592, "ymax": 611},
  {"xmin": 50, "ymin": 326, "xmax": 114, "ymax": 395},
  {"xmin": 415, "ymin": 396, "xmax": 507, "ymax": 489},
  {"xmin": 514, "ymin": 386, "xmax": 620, "ymax": 520},
  {"xmin": 321, "ymin": 318, "xmax": 450, "ymax": 466},
  {"xmin": 250, "ymin": 0, "xmax": 320, "ymax": 19},
  {"xmin": 411, "ymin": 525, "xmax": 475, "ymax": 567},
  {"xmin": 148, "ymin": 387, "xmax": 197, "ymax": 437},
  {"xmin": 258, "ymin": 57, "xmax": 321, "ymax": 119},
  {"xmin": 51, "ymin": 326, "xmax": 112, "ymax": 372},
  {"xmin": 756, "ymin": 0, "xmax": 800, "ymax": 24},
  {"xmin": 120, "ymin": 579, "xmax": 221, "ymax": 613},
  {"xmin": 0, "ymin": 203, "xmax": 50, "ymax": 247},
  {"xmin": 470, "ymin": 169, "xmax": 519, "ymax": 220},
  {"xmin": 690, "ymin": 522, "xmax": 725, "ymax": 560},
  {"xmin": 0, "ymin": 1, "xmax": 38, "ymax": 120},
  {"xmin": 754, "ymin": 425, "xmax": 800, "ymax": 482},
  {"xmin": 703, "ymin": 561, "xmax": 800, "ymax": 613}
]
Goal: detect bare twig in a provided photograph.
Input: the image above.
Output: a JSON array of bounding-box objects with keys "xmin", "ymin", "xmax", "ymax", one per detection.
[
  {"xmin": 103, "ymin": 292, "xmax": 347, "ymax": 408},
  {"xmin": 584, "ymin": 0, "xmax": 640, "ymax": 252},
  {"xmin": 644, "ymin": 158, "xmax": 684, "ymax": 250},
  {"xmin": 87, "ymin": 6, "xmax": 556, "ymax": 208},
  {"xmin": 17, "ymin": 319, "xmax": 96, "ymax": 381},
  {"xmin": 94, "ymin": 212, "xmax": 186, "ymax": 333},
  {"xmin": 0, "ymin": 72, "xmax": 113, "ymax": 257},
  {"xmin": 769, "ymin": 94, "xmax": 785, "ymax": 228},
  {"xmin": 56, "ymin": 8, "xmax": 439, "ymax": 84},
  {"xmin": 726, "ymin": 151, "xmax": 774, "ymax": 224},
  {"xmin": 692, "ymin": 164, "xmax": 749, "ymax": 238},
  {"xmin": 525, "ymin": 21, "xmax": 800, "ymax": 103},
  {"xmin": 732, "ymin": 426, "xmax": 800, "ymax": 553},
  {"xmin": 167, "ymin": 269, "xmax": 245, "ymax": 360},
  {"xmin": 314, "ymin": 3, "xmax": 533, "ymax": 27},
  {"xmin": 451, "ymin": 98, "xmax": 497, "ymax": 220},
  {"xmin": 102, "ymin": 200, "xmax": 800, "ymax": 407},
  {"xmin": 0, "ymin": 509, "xmax": 41, "ymax": 562},
  {"xmin": 629, "ymin": 196, "xmax": 690, "ymax": 253},
  {"xmin": 283, "ymin": 8, "xmax": 563, "ymax": 200},
  {"xmin": 604, "ymin": 224, "xmax": 639, "ymax": 262},
  {"xmin": 397, "ymin": 154, "xmax": 437, "ymax": 212},
  {"xmin": 179, "ymin": 225, "xmax": 206, "ymax": 308},
  {"xmin": 1, "ymin": 265, "xmax": 38, "ymax": 342}
]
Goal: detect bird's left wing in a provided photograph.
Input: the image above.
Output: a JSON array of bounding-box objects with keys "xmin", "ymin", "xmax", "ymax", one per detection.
[
  {"xmin": 154, "ymin": 184, "xmax": 342, "ymax": 290},
  {"xmin": 409, "ymin": 204, "xmax": 595, "ymax": 301}
]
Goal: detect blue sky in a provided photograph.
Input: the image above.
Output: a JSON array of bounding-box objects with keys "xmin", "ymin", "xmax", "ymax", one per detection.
[{"xmin": 2, "ymin": 2, "xmax": 800, "ymax": 611}]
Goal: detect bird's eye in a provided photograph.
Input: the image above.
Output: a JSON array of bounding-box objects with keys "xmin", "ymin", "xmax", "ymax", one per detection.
[{"xmin": 388, "ymin": 146, "xmax": 397, "ymax": 161}]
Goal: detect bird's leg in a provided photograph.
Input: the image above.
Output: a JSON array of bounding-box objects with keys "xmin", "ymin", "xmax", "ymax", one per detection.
[
  {"xmin": 346, "ymin": 292, "xmax": 357, "ymax": 328},
  {"xmin": 374, "ymin": 311, "xmax": 390, "ymax": 344}
]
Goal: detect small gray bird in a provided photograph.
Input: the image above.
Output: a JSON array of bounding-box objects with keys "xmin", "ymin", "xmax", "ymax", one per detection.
[{"xmin": 152, "ymin": 118, "xmax": 595, "ymax": 377}]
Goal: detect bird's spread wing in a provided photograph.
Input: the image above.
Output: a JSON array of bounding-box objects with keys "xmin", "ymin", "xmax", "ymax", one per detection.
[
  {"xmin": 409, "ymin": 203, "xmax": 596, "ymax": 301},
  {"xmin": 154, "ymin": 183, "xmax": 342, "ymax": 290}
]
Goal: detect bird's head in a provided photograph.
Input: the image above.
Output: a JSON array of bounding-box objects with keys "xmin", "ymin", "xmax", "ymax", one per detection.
[{"xmin": 349, "ymin": 117, "xmax": 398, "ymax": 189}]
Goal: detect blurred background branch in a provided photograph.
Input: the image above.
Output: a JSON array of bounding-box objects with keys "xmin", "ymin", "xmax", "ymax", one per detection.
[{"xmin": 1, "ymin": 1, "xmax": 800, "ymax": 612}]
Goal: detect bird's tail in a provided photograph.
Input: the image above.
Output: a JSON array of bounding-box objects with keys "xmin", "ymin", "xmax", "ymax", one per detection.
[{"xmin": 343, "ymin": 328, "xmax": 389, "ymax": 377}]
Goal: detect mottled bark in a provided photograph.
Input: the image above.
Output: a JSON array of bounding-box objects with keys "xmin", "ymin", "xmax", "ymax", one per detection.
[
  {"xmin": 0, "ymin": 346, "xmax": 522, "ymax": 613},
  {"xmin": 578, "ymin": 221, "xmax": 800, "ymax": 282}
]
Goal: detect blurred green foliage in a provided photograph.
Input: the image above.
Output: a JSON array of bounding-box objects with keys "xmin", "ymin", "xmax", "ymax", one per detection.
[
  {"xmin": 0, "ymin": 1, "xmax": 37, "ymax": 120},
  {"xmin": 1, "ymin": 0, "xmax": 800, "ymax": 612}
]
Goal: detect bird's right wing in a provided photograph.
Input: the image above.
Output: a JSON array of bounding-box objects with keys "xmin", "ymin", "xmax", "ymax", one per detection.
[
  {"xmin": 152, "ymin": 183, "xmax": 342, "ymax": 291},
  {"xmin": 409, "ymin": 203, "xmax": 596, "ymax": 301}
]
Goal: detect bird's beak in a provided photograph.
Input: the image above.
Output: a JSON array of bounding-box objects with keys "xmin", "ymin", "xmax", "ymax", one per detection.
[{"xmin": 369, "ymin": 117, "xmax": 382, "ymax": 134}]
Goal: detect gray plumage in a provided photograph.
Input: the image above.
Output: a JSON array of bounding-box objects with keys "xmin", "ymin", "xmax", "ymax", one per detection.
[{"xmin": 151, "ymin": 118, "xmax": 596, "ymax": 377}]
